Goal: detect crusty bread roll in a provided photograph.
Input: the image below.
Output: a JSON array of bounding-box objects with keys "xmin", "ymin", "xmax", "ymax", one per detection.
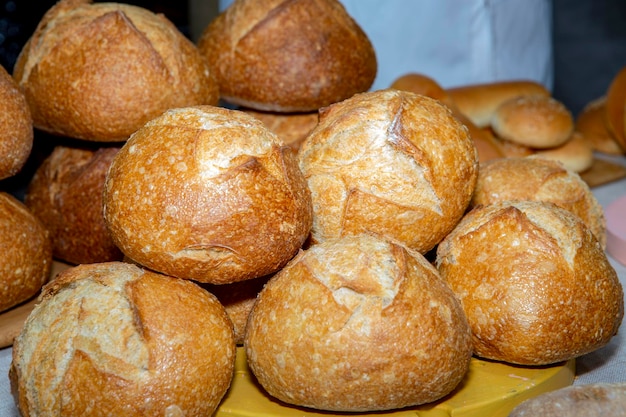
[
  {"xmin": 576, "ymin": 96, "xmax": 624, "ymax": 155},
  {"xmin": 13, "ymin": 0, "xmax": 219, "ymax": 142},
  {"xmin": 533, "ymin": 131, "xmax": 594, "ymax": 173},
  {"xmin": 508, "ymin": 383, "xmax": 626, "ymax": 417},
  {"xmin": 0, "ymin": 192, "xmax": 52, "ymax": 313},
  {"xmin": 605, "ymin": 65, "xmax": 626, "ymax": 150},
  {"xmin": 298, "ymin": 89, "xmax": 479, "ymax": 254},
  {"xmin": 471, "ymin": 156, "xmax": 606, "ymax": 248},
  {"xmin": 447, "ymin": 80, "xmax": 551, "ymax": 127},
  {"xmin": 242, "ymin": 108, "xmax": 319, "ymax": 151},
  {"xmin": 10, "ymin": 262, "xmax": 236, "ymax": 417},
  {"xmin": 436, "ymin": 200, "xmax": 624, "ymax": 366},
  {"xmin": 491, "ymin": 95, "xmax": 574, "ymax": 149},
  {"xmin": 103, "ymin": 105, "xmax": 313, "ymax": 284},
  {"xmin": 25, "ymin": 145, "xmax": 123, "ymax": 265},
  {"xmin": 245, "ymin": 234, "xmax": 472, "ymax": 412},
  {"xmin": 197, "ymin": 0, "xmax": 377, "ymax": 112},
  {"xmin": 0, "ymin": 64, "xmax": 33, "ymax": 180}
]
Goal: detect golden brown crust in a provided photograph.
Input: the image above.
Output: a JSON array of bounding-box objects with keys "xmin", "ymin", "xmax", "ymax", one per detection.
[
  {"xmin": 471, "ymin": 156, "xmax": 606, "ymax": 248},
  {"xmin": 0, "ymin": 65, "xmax": 33, "ymax": 180},
  {"xmin": 197, "ymin": 0, "xmax": 377, "ymax": 112},
  {"xmin": 576, "ymin": 96, "xmax": 624, "ymax": 155},
  {"xmin": 13, "ymin": 0, "xmax": 218, "ymax": 141},
  {"xmin": 447, "ymin": 80, "xmax": 551, "ymax": 128},
  {"xmin": 10, "ymin": 261, "xmax": 236, "ymax": 417},
  {"xmin": 390, "ymin": 72, "xmax": 456, "ymax": 109},
  {"xmin": 103, "ymin": 105, "xmax": 313, "ymax": 284},
  {"xmin": 298, "ymin": 89, "xmax": 479, "ymax": 254},
  {"xmin": 242, "ymin": 108, "xmax": 319, "ymax": 151},
  {"xmin": 605, "ymin": 65, "xmax": 626, "ymax": 150},
  {"xmin": 245, "ymin": 234, "xmax": 472, "ymax": 412},
  {"xmin": 436, "ymin": 201, "xmax": 624, "ymax": 366},
  {"xmin": 25, "ymin": 145, "xmax": 124, "ymax": 264},
  {"xmin": 0, "ymin": 193, "xmax": 52, "ymax": 313},
  {"xmin": 533, "ymin": 132, "xmax": 594, "ymax": 173},
  {"xmin": 491, "ymin": 95, "xmax": 574, "ymax": 148}
]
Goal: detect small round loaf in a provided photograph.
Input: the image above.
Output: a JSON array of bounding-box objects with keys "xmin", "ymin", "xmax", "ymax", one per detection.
[
  {"xmin": 436, "ymin": 200, "xmax": 624, "ymax": 366},
  {"xmin": 533, "ymin": 131, "xmax": 594, "ymax": 173},
  {"xmin": 103, "ymin": 105, "xmax": 313, "ymax": 284},
  {"xmin": 471, "ymin": 156, "xmax": 606, "ymax": 248},
  {"xmin": 576, "ymin": 96, "xmax": 624, "ymax": 155},
  {"xmin": 491, "ymin": 95, "xmax": 574, "ymax": 149},
  {"xmin": 197, "ymin": 0, "xmax": 377, "ymax": 112},
  {"xmin": 0, "ymin": 64, "xmax": 33, "ymax": 180},
  {"xmin": 446, "ymin": 80, "xmax": 551, "ymax": 128},
  {"xmin": 0, "ymin": 192, "xmax": 52, "ymax": 313},
  {"xmin": 605, "ymin": 65, "xmax": 626, "ymax": 150},
  {"xmin": 9, "ymin": 262, "xmax": 236, "ymax": 417},
  {"xmin": 242, "ymin": 109, "xmax": 319, "ymax": 151},
  {"xmin": 298, "ymin": 89, "xmax": 479, "ymax": 254},
  {"xmin": 508, "ymin": 383, "xmax": 626, "ymax": 417},
  {"xmin": 245, "ymin": 234, "xmax": 472, "ymax": 412},
  {"xmin": 25, "ymin": 145, "xmax": 123, "ymax": 265},
  {"xmin": 13, "ymin": 0, "xmax": 219, "ymax": 142}
]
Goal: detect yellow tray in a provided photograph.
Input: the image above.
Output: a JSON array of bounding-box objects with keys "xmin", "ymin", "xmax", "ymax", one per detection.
[{"xmin": 216, "ymin": 347, "xmax": 574, "ymax": 417}]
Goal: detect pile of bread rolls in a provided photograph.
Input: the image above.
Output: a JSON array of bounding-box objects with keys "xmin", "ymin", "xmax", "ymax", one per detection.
[{"xmin": 1, "ymin": 0, "xmax": 625, "ymax": 416}]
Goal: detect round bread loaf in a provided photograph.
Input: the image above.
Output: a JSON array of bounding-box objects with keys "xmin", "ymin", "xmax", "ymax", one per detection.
[
  {"xmin": 25, "ymin": 145, "xmax": 123, "ymax": 265},
  {"xmin": 436, "ymin": 200, "xmax": 624, "ymax": 366},
  {"xmin": 245, "ymin": 234, "xmax": 472, "ymax": 412},
  {"xmin": 446, "ymin": 80, "xmax": 551, "ymax": 128},
  {"xmin": 576, "ymin": 96, "xmax": 624, "ymax": 155},
  {"xmin": 242, "ymin": 109, "xmax": 319, "ymax": 151},
  {"xmin": 508, "ymin": 383, "xmax": 626, "ymax": 417},
  {"xmin": 0, "ymin": 192, "xmax": 52, "ymax": 313},
  {"xmin": 13, "ymin": 0, "xmax": 219, "ymax": 142},
  {"xmin": 0, "ymin": 64, "xmax": 33, "ymax": 180},
  {"xmin": 9, "ymin": 261, "xmax": 236, "ymax": 417},
  {"xmin": 103, "ymin": 105, "xmax": 313, "ymax": 284},
  {"xmin": 298, "ymin": 89, "xmax": 479, "ymax": 254},
  {"xmin": 533, "ymin": 131, "xmax": 594, "ymax": 173},
  {"xmin": 491, "ymin": 95, "xmax": 574, "ymax": 149},
  {"xmin": 197, "ymin": 0, "xmax": 377, "ymax": 112},
  {"xmin": 605, "ymin": 65, "xmax": 626, "ymax": 150},
  {"xmin": 471, "ymin": 156, "xmax": 606, "ymax": 248}
]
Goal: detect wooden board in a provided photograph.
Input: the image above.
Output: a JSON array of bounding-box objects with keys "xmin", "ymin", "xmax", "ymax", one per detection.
[{"xmin": 582, "ymin": 157, "xmax": 626, "ymax": 187}]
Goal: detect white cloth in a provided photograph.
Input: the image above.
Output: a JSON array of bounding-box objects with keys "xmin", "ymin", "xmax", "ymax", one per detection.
[{"xmin": 218, "ymin": 0, "xmax": 554, "ymax": 91}]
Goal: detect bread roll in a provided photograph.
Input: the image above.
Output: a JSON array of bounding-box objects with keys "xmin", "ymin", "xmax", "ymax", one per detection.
[
  {"xmin": 508, "ymin": 383, "xmax": 626, "ymax": 417},
  {"xmin": 491, "ymin": 95, "xmax": 574, "ymax": 149},
  {"xmin": 0, "ymin": 64, "xmax": 33, "ymax": 180},
  {"xmin": 197, "ymin": 0, "xmax": 376, "ymax": 112},
  {"xmin": 245, "ymin": 234, "xmax": 472, "ymax": 412},
  {"xmin": 436, "ymin": 200, "xmax": 623, "ymax": 366},
  {"xmin": 576, "ymin": 96, "xmax": 624, "ymax": 155},
  {"xmin": 471, "ymin": 156, "xmax": 606, "ymax": 248},
  {"xmin": 0, "ymin": 192, "xmax": 52, "ymax": 313},
  {"xmin": 242, "ymin": 109, "xmax": 319, "ymax": 151},
  {"xmin": 13, "ymin": 0, "xmax": 219, "ymax": 142},
  {"xmin": 533, "ymin": 131, "xmax": 594, "ymax": 173},
  {"xmin": 447, "ymin": 80, "xmax": 550, "ymax": 127},
  {"xmin": 493, "ymin": 135, "xmax": 535, "ymax": 158},
  {"xmin": 25, "ymin": 145, "xmax": 123, "ymax": 265},
  {"xmin": 298, "ymin": 89, "xmax": 479, "ymax": 254},
  {"xmin": 103, "ymin": 105, "xmax": 313, "ymax": 284},
  {"xmin": 605, "ymin": 65, "xmax": 626, "ymax": 150},
  {"xmin": 10, "ymin": 262, "xmax": 236, "ymax": 417}
]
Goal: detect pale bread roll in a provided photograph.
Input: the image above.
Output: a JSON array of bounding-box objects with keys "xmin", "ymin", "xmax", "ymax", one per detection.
[
  {"xmin": 575, "ymin": 96, "xmax": 624, "ymax": 155},
  {"xmin": 0, "ymin": 64, "xmax": 33, "ymax": 180},
  {"xmin": 197, "ymin": 0, "xmax": 376, "ymax": 112},
  {"xmin": 436, "ymin": 200, "xmax": 623, "ymax": 366},
  {"xmin": 491, "ymin": 95, "xmax": 574, "ymax": 149},
  {"xmin": 533, "ymin": 131, "xmax": 594, "ymax": 173},
  {"xmin": 10, "ymin": 262, "xmax": 236, "ymax": 417},
  {"xmin": 245, "ymin": 234, "xmax": 472, "ymax": 412},
  {"xmin": 298, "ymin": 89, "xmax": 479, "ymax": 254},
  {"xmin": 471, "ymin": 156, "xmax": 606, "ymax": 248},
  {"xmin": 0, "ymin": 192, "xmax": 52, "ymax": 313},
  {"xmin": 13, "ymin": 0, "xmax": 219, "ymax": 142},
  {"xmin": 103, "ymin": 105, "xmax": 312, "ymax": 284}
]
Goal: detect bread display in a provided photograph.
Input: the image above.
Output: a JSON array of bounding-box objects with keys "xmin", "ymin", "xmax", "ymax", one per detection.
[
  {"xmin": 575, "ymin": 96, "xmax": 624, "ymax": 155},
  {"xmin": 103, "ymin": 105, "xmax": 312, "ymax": 284},
  {"xmin": 491, "ymin": 95, "xmax": 574, "ymax": 149},
  {"xmin": 245, "ymin": 234, "xmax": 472, "ymax": 412},
  {"xmin": 24, "ymin": 145, "xmax": 123, "ymax": 265},
  {"xmin": 0, "ymin": 193, "xmax": 52, "ymax": 313},
  {"xmin": 12, "ymin": 0, "xmax": 219, "ymax": 142},
  {"xmin": 242, "ymin": 108, "xmax": 319, "ymax": 151},
  {"xmin": 197, "ymin": 0, "xmax": 377, "ymax": 112},
  {"xmin": 0, "ymin": 64, "xmax": 33, "ymax": 180},
  {"xmin": 9, "ymin": 262, "xmax": 236, "ymax": 417},
  {"xmin": 471, "ymin": 156, "xmax": 606, "ymax": 248},
  {"xmin": 436, "ymin": 200, "xmax": 623, "ymax": 366},
  {"xmin": 508, "ymin": 383, "xmax": 626, "ymax": 416},
  {"xmin": 298, "ymin": 89, "xmax": 479, "ymax": 254}
]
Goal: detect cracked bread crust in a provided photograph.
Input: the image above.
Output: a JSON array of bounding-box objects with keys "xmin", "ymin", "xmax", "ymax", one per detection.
[
  {"xmin": 10, "ymin": 262, "xmax": 236, "ymax": 417},
  {"xmin": 245, "ymin": 234, "xmax": 472, "ymax": 412}
]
